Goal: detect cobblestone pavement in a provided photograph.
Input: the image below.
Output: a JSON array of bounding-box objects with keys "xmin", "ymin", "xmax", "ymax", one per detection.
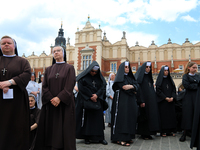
[{"xmin": 76, "ymin": 124, "xmax": 194, "ymax": 150}]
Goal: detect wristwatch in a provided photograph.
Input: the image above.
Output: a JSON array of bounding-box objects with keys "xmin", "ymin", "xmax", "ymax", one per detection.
[{"xmin": 8, "ymin": 80, "xmax": 13, "ymax": 85}]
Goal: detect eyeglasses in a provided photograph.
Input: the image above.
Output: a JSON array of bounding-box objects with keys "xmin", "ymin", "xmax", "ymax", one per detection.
[
  {"xmin": 125, "ymin": 66, "xmax": 129, "ymax": 68},
  {"xmin": 91, "ymin": 70, "xmax": 97, "ymax": 73},
  {"xmin": 53, "ymin": 49, "xmax": 62, "ymax": 53},
  {"xmin": 146, "ymin": 66, "xmax": 151, "ymax": 68}
]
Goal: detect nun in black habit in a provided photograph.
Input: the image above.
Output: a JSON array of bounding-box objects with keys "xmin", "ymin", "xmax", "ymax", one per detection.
[
  {"xmin": 111, "ymin": 61, "xmax": 139, "ymax": 146},
  {"xmin": 135, "ymin": 62, "xmax": 160, "ymax": 139},
  {"xmin": 156, "ymin": 66, "xmax": 177, "ymax": 136},
  {"xmin": 29, "ymin": 94, "xmax": 41, "ymax": 150},
  {"xmin": 75, "ymin": 61, "xmax": 108, "ymax": 145}
]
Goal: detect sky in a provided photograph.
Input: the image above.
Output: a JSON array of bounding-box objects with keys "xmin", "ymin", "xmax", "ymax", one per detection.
[{"xmin": 0, "ymin": 0, "xmax": 200, "ymax": 56}]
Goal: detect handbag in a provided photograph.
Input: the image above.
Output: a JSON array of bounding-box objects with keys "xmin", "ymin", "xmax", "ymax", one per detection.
[{"xmin": 84, "ymin": 99, "xmax": 101, "ymax": 110}]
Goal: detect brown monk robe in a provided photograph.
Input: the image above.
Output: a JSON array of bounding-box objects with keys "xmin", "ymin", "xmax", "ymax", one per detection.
[
  {"xmin": 0, "ymin": 36, "xmax": 31, "ymax": 150},
  {"xmin": 34, "ymin": 46, "xmax": 76, "ymax": 150}
]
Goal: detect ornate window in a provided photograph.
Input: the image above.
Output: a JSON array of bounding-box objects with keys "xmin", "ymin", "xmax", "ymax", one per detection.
[
  {"xmin": 179, "ymin": 65, "xmax": 184, "ymax": 73},
  {"xmin": 82, "ymin": 55, "xmax": 92, "ymax": 70},
  {"xmin": 198, "ymin": 65, "xmax": 200, "ymax": 72},
  {"xmin": 80, "ymin": 45, "xmax": 94, "ymax": 71},
  {"xmin": 132, "ymin": 66, "xmax": 136, "ymax": 73},
  {"xmin": 179, "ymin": 65, "xmax": 183, "ymax": 70},
  {"xmin": 110, "ymin": 62, "xmax": 117, "ymax": 73}
]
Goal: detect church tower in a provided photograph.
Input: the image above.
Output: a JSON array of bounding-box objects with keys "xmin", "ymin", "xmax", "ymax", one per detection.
[
  {"xmin": 50, "ymin": 22, "xmax": 66, "ymax": 54},
  {"xmin": 55, "ymin": 22, "xmax": 66, "ymax": 47}
]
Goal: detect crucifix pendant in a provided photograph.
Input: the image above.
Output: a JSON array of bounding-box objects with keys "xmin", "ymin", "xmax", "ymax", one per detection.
[
  {"xmin": 55, "ymin": 73, "xmax": 59, "ymax": 79},
  {"xmin": 166, "ymin": 84, "xmax": 169, "ymax": 89},
  {"xmin": 149, "ymin": 82, "xmax": 151, "ymax": 87},
  {"xmin": 92, "ymin": 80, "xmax": 96, "ymax": 87},
  {"xmin": 2, "ymin": 68, "xmax": 7, "ymax": 76}
]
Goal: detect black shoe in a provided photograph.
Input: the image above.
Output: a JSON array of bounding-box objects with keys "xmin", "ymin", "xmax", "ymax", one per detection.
[
  {"xmin": 179, "ymin": 134, "xmax": 186, "ymax": 142},
  {"xmin": 85, "ymin": 139, "xmax": 90, "ymax": 144},
  {"xmin": 186, "ymin": 131, "xmax": 191, "ymax": 137},
  {"xmin": 100, "ymin": 140, "xmax": 108, "ymax": 145},
  {"xmin": 147, "ymin": 135, "xmax": 153, "ymax": 139},
  {"xmin": 141, "ymin": 135, "xmax": 146, "ymax": 140}
]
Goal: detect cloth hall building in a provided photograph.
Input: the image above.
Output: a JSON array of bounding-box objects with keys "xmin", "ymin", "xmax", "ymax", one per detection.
[{"xmin": 23, "ymin": 18, "xmax": 200, "ymax": 87}]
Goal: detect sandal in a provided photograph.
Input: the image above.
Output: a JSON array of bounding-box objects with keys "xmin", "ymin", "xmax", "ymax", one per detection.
[
  {"xmin": 117, "ymin": 141, "xmax": 130, "ymax": 146},
  {"xmin": 161, "ymin": 133, "xmax": 167, "ymax": 137},
  {"xmin": 141, "ymin": 135, "xmax": 153, "ymax": 140},
  {"xmin": 129, "ymin": 140, "xmax": 133, "ymax": 143}
]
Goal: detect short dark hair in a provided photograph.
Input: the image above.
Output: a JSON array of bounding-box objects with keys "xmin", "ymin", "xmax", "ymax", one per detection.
[{"xmin": 0, "ymin": 35, "xmax": 13, "ymax": 44}]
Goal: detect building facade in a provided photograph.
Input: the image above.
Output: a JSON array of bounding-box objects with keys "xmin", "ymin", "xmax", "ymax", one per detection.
[{"xmin": 23, "ymin": 18, "xmax": 200, "ymax": 87}]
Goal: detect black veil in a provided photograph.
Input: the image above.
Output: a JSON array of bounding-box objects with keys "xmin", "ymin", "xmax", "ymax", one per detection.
[
  {"xmin": 76, "ymin": 61, "xmax": 106, "ymax": 86},
  {"xmin": 112, "ymin": 61, "xmax": 137, "ymax": 92},
  {"xmin": 135, "ymin": 62, "xmax": 153, "ymax": 84},
  {"xmin": 38, "ymin": 74, "xmax": 44, "ymax": 83},
  {"xmin": 31, "ymin": 72, "xmax": 36, "ymax": 82},
  {"xmin": 156, "ymin": 65, "xmax": 175, "ymax": 87}
]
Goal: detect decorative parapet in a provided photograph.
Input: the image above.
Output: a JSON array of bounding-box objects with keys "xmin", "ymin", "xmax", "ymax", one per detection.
[
  {"xmin": 122, "ymin": 31, "xmax": 126, "ymax": 39},
  {"xmin": 152, "ymin": 72, "xmax": 183, "ymax": 80},
  {"xmin": 167, "ymin": 38, "xmax": 172, "ymax": 44},
  {"xmin": 151, "ymin": 40, "xmax": 155, "ymax": 45},
  {"xmin": 185, "ymin": 38, "xmax": 190, "ymax": 43},
  {"xmin": 135, "ymin": 41, "xmax": 139, "ymax": 46},
  {"xmin": 80, "ymin": 44, "xmax": 94, "ymax": 53}
]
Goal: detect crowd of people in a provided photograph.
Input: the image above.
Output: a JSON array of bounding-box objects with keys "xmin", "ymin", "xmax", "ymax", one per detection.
[{"xmin": 0, "ymin": 35, "xmax": 200, "ymax": 150}]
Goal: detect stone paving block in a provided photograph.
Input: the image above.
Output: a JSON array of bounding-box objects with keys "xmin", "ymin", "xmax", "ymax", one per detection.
[{"xmin": 77, "ymin": 125, "xmax": 193, "ymax": 150}]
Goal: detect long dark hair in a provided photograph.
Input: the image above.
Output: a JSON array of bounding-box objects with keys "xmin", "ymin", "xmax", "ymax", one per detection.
[{"xmin": 183, "ymin": 61, "xmax": 197, "ymax": 75}]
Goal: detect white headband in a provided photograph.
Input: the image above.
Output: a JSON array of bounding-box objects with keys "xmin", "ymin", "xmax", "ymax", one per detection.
[
  {"xmin": 164, "ymin": 66, "xmax": 169, "ymax": 70},
  {"xmin": 93, "ymin": 66, "xmax": 99, "ymax": 71},
  {"xmin": 146, "ymin": 62, "xmax": 151, "ymax": 66},
  {"xmin": 125, "ymin": 61, "xmax": 129, "ymax": 66}
]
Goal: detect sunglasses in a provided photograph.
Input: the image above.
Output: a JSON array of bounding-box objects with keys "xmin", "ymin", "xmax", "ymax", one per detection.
[
  {"xmin": 91, "ymin": 70, "xmax": 97, "ymax": 73},
  {"xmin": 146, "ymin": 66, "xmax": 151, "ymax": 68},
  {"xmin": 125, "ymin": 66, "xmax": 129, "ymax": 68}
]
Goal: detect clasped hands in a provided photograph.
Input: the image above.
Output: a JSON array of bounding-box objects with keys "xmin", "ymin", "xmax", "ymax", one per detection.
[
  {"xmin": 140, "ymin": 103, "xmax": 145, "ymax": 107},
  {"xmin": 122, "ymin": 84, "xmax": 134, "ymax": 90},
  {"xmin": 50, "ymin": 97, "xmax": 61, "ymax": 107},
  {"xmin": 0, "ymin": 81, "xmax": 12, "ymax": 93},
  {"xmin": 90, "ymin": 94, "xmax": 98, "ymax": 102},
  {"xmin": 165, "ymin": 97, "xmax": 173, "ymax": 102}
]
